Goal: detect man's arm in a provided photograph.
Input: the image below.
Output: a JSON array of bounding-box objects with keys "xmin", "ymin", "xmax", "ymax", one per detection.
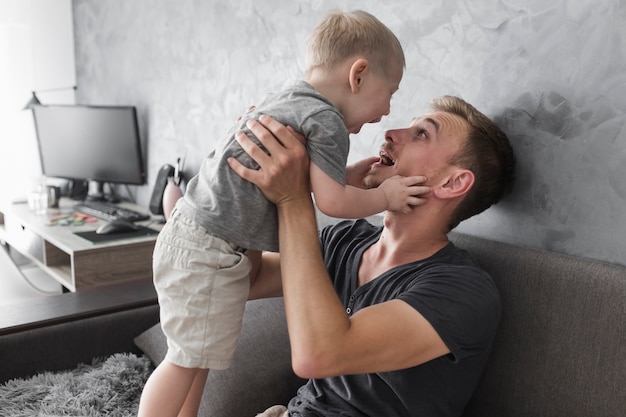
[
  {"xmin": 248, "ymin": 251, "xmax": 282, "ymax": 300},
  {"xmin": 228, "ymin": 116, "xmax": 449, "ymax": 378}
]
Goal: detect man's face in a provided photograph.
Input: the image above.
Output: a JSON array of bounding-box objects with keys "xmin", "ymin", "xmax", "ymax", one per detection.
[{"xmin": 363, "ymin": 111, "xmax": 469, "ymax": 189}]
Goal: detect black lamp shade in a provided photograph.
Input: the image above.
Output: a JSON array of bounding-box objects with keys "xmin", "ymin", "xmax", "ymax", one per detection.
[{"xmin": 22, "ymin": 92, "xmax": 41, "ymax": 110}]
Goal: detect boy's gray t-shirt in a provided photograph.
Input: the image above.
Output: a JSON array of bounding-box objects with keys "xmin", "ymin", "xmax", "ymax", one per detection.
[{"xmin": 177, "ymin": 81, "xmax": 350, "ymax": 252}]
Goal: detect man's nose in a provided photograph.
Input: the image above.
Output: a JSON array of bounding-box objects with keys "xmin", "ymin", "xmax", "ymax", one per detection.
[{"xmin": 384, "ymin": 128, "xmax": 402, "ymax": 143}]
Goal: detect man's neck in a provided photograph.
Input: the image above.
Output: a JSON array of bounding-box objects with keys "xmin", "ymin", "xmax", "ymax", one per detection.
[{"xmin": 358, "ymin": 212, "xmax": 449, "ymax": 286}]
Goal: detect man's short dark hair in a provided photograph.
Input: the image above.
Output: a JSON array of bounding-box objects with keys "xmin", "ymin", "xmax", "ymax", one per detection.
[{"xmin": 429, "ymin": 96, "xmax": 516, "ymax": 230}]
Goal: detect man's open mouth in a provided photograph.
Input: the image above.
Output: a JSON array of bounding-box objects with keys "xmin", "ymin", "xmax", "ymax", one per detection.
[{"xmin": 379, "ymin": 150, "xmax": 395, "ymax": 166}]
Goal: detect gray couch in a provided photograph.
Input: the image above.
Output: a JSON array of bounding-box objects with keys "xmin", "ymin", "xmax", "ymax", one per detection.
[{"xmin": 1, "ymin": 232, "xmax": 625, "ymax": 417}]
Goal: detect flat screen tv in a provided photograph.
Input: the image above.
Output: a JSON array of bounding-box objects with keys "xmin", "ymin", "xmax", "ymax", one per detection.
[{"xmin": 32, "ymin": 105, "xmax": 146, "ymax": 200}]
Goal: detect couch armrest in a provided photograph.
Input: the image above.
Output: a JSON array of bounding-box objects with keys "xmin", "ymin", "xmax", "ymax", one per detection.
[{"xmin": 0, "ymin": 280, "xmax": 159, "ymax": 383}]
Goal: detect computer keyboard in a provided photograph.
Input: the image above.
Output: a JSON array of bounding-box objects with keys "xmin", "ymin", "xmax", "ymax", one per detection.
[{"xmin": 74, "ymin": 200, "xmax": 151, "ymax": 222}]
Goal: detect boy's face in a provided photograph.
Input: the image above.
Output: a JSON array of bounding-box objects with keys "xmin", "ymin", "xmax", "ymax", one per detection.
[{"xmin": 343, "ymin": 66, "xmax": 403, "ymax": 134}]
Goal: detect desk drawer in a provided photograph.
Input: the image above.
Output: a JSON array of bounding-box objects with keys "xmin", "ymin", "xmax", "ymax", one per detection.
[{"xmin": 3, "ymin": 215, "xmax": 44, "ymax": 263}]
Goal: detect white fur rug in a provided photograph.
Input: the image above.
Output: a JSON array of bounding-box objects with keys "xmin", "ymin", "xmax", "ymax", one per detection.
[{"xmin": 0, "ymin": 353, "xmax": 152, "ymax": 417}]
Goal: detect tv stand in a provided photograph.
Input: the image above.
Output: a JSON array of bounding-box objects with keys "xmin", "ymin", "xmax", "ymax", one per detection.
[{"xmin": 0, "ymin": 199, "xmax": 159, "ymax": 292}]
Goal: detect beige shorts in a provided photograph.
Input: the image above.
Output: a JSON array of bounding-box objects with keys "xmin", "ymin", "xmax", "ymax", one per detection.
[{"xmin": 153, "ymin": 210, "xmax": 251, "ymax": 369}]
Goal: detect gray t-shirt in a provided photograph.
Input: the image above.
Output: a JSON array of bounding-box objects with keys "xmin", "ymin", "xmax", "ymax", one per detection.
[{"xmin": 177, "ymin": 81, "xmax": 350, "ymax": 252}]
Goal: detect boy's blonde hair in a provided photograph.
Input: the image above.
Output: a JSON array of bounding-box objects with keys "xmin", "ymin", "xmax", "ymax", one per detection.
[{"xmin": 305, "ymin": 10, "xmax": 405, "ymax": 78}]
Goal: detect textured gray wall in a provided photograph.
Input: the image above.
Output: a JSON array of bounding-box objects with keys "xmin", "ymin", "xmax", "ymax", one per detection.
[{"xmin": 72, "ymin": 0, "xmax": 626, "ymax": 266}]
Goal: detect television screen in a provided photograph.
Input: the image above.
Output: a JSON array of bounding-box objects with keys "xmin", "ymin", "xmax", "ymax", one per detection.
[{"xmin": 32, "ymin": 105, "xmax": 146, "ymax": 194}]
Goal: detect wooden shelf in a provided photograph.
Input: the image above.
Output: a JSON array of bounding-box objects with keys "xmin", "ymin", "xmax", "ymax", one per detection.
[{"xmin": 0, "ymin": 199, "xmax": 160, "ymax": 292}]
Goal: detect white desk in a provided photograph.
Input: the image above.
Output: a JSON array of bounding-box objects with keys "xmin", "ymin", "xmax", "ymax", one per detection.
[{"xmin": 0, "ymin": 199, "xmax": 161, "ymax": 292}]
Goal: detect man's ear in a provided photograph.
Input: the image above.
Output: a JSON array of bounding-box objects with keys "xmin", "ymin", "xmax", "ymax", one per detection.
[
  {"xmin": 433, "ymin": 169, "xmax": 475, "ymax": 200},
  {"xmin": 349, "ymin": 58, "xmax": 369, "ymax": 93}
]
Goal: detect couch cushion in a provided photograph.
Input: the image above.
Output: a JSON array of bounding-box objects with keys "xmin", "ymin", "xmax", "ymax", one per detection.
[
  {"xmin": 134, "ymin": 297, "xmax": 305, "ymax": 417},
  {"xmin": 451, "ymin": 233, "xmax": 626, "ymax": 417}
]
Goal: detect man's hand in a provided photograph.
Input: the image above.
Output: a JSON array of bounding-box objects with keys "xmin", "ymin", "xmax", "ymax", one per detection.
[
  {"xmin": 235, "ymin": 105, "xmax": 256, "ymax": 122},
  {"xmin": 227, "ymin": 115, "xmax": 310, "ymax": 206}
]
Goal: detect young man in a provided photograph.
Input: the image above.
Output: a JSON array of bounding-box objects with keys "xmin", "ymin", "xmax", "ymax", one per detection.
[{"xmin": 228, "ymin": 96, "xmax": 516, "ymax": 417}]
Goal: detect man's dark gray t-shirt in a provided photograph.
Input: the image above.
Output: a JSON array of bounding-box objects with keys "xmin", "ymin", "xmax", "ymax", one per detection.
[{"xmin": 288, "ymin": 219, "xmax": 501, "ymax": 417}]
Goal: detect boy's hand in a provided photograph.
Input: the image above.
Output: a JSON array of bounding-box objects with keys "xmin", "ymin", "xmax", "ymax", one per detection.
[{"xmin": 379, "ymin": 175, "xmax": 431, "ymax": 213}]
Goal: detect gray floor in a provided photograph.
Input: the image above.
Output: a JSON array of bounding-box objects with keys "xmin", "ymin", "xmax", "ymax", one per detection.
[{"xmin": 0, "ymin": 245, "xmax": 63, "ymax": 305}]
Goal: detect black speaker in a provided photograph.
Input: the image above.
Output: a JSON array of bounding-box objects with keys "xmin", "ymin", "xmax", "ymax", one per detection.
[
  {"xmin": 149, "ymin": 164, "xmax": 175, "ymax": 215},
  {"xmin": 68, "ymin": 179, "xmax": 89, "ymax": 200}
]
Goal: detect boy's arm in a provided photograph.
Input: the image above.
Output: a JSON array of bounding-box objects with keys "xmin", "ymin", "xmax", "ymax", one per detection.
[{"xmin": 310, "ymin": 162, "xmax": 428, "ymax": 218}]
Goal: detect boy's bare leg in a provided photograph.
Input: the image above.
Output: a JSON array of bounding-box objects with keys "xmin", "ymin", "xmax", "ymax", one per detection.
[
  {"xmin": 138, "ymin": 361, "xmax": 201, "ymax": 417},
  {"xmin": 178, "ymin": 368, "xmax": 210, "ymax": 417}
]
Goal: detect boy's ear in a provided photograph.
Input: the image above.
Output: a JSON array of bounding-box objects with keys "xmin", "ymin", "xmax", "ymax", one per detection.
[
  {"xmin": 432, "ymin": 169, "xmax": 475, "ymax": 200},
  {"xmin": 349, "ymin": 58, "xmax": 369, "ymax": 93}
]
